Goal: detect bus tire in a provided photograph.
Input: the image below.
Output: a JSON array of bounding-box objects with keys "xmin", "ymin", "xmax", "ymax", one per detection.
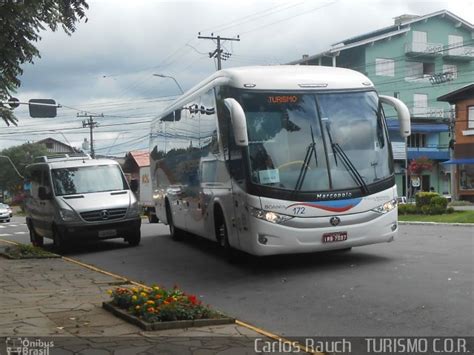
[
  {"xmin": 148, "ymin": 214, "xmax": 159, "ymax": 223},
  {"xmin": 29, "ymin": 222, "xmax": 44, "ymax": 247},
  {"xmin": 166, "ymin": 202, "xmax": 184, "ymax": 241},
  {"xmin": 214, "ymin": 208, "xmax": 236, "ymax": 262}
]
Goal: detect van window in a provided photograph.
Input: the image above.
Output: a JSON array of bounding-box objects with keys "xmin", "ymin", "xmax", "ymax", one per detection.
[{"xmin": 51, "ymin": 165, "xmax": 128, "ymax": 196}]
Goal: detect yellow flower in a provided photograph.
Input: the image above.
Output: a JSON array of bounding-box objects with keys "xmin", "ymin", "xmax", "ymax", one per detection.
[
  {"xmin": 146, "ymin": 300, "xmax": 155, "ymax": 305},
  {"xmin": 107, "ymin": 290, "xmax": 113, "ymax": 295},
  {"xmin": 132, "ymin": 295, "xmax": 138, "ymax": 301},
  {"xmin": 153, "ymin": 286, "xmax": 160, "ymax": 291},
  {"xmin": 172, "ymin": 296, "xmax": 177, "ymax": 301},
  {"xmin": 140, "ymin": 292, "xmax": 148, "ymax": 298},
  {"xmin": 135, "ymin": 305, "xmax": 141, "ymax": 310},
  {"xmin": 131, "ymin": 287, "xmax": 139, "ymax": 293}
]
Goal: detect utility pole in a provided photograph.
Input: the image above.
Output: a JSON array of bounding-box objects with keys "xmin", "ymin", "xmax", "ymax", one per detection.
[
  {"xmin": 77, "ymin": 112, "xmax": 103, "ymax": 158},
  {"xmin": 197, "ymin": 33, "xmax": 240, "ymax": 70}
]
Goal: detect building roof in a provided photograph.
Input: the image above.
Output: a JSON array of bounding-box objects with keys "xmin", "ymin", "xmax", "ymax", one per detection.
[
  {"xmin": 437, "ymin": 83, "xmax": 474, "ymax": 103},
  {"xmin": 288, "ymin": 10, "xmax": 473, "ymax": 65},
  {"xmin": 36, "ymin": 137, "xmax": 77, "ymax": 152},
  {"xmin": 126, "ymin": 150, "xmax": 150, "ymax": 168}
]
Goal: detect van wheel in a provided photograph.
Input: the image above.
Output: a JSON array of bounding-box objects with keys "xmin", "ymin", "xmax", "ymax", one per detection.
[
  {"xmin": 53, "ymin": 227, "xmax": 67, "ymax": 252},
  {"xmin": 215, "ymin": 209, "xmax": 235, "ymax": 262},
  {"xmin": 166, "ymin": 202, "xmax": 183, "ymax": 241},
  {"xmin": 127, "ymin": 230, "xmax": 141, "ymax": 246},
  {"xmin": 29, "ymin": 224, "xmax": 44, "ymax": 247}
]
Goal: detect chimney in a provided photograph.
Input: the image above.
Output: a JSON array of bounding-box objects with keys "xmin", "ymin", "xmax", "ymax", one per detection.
[{"xmin": 393, "ymin": 14, "xmax": 420, "ymax": 25}]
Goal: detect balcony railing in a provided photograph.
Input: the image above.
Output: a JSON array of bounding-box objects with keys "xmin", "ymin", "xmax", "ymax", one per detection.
[
  {"xmin": 405, "ymin": 42, "xmax": 443, "ymax": 57},
  {"xmin": 443, "ymin": 46, "xmax": 474, "ymax": 61},
  {"xmin": 407, "ymin": 145, "xmax": 450, "ymax": 160},
  {"xmin": 410, "ymin": 106, "xmax": 450, "ymax": 119}
]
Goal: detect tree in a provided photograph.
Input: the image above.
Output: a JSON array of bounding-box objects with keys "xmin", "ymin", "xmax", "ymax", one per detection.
[
  {"xmin": 0, "ymin": 143, "xmax": 47, "ymax": 197},
  {"xmin": 0, "ymin": 0, "xmax": 89, "ymax": 126}
]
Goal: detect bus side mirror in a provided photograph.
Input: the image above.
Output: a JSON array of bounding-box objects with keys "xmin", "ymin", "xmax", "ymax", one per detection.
[
  {"xmin": 379, "ymin": 95, "xmax": 411, "ymax": 137},
  {"xmin": 224, "ymin": 98, "xmax": 248, "ymax": 147}
]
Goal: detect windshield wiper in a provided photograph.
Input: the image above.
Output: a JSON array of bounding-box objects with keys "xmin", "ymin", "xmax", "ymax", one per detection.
[
  {"xmin": 294, "ymin": 126, "xmax": 318, "ymax": 192},
  {"xmin": 325, "ymin": 124, "xmax": 369, "ymax": 194}
]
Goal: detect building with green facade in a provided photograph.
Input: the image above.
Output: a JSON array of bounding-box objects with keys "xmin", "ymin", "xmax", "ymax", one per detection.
[{"xmin": 289, "ymin": 10, "xmax": 474, "ymax": 199}]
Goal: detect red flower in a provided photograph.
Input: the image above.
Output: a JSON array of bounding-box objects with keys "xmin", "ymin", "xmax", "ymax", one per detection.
[{"xmin": 188, "ymin": 295, "xmax": 198, "ymax": 305}]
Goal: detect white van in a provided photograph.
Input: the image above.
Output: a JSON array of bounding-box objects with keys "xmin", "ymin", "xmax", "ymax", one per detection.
[{"xmin": 24, "ymin": 154, "xmax": 141, "ymax": 250}]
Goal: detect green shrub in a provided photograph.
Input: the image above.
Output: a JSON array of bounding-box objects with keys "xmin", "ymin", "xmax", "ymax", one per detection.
[
  {"xmin": 430, "ymin": 196, "xmax": 448, "ymax": 213},
  {"xmin": 446, "ymin": 207, "xmax": 455, "ymax": 214},
  {"xmin": 428, "ymin": 205, "xmax": 446, "ymax": 215},
  {"xmin": 398, "ymin": 204, "xmax": 417, "ymax": 215},
  {"xmin": 421, "ymin": 205, "xmax": 431, "ymax": 215},
  {"xmin": 415, "ymin": 192, "xmax": 439, "ymax": 209}
]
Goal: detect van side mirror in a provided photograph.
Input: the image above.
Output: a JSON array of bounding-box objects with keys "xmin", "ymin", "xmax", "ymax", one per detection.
[
  {"xmin": 38, "ymin": 187, "xmax": 52, "ymax": 200},
  {"xmin": 224, "ymin": 98, "xmax": 248, "ymax": 147},
  {"xmin": 379, "ymin": 95, "xmax": 411, "ymax": 137}
]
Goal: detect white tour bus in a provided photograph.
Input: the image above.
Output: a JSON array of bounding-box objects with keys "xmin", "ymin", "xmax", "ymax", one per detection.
[{"xmin": 149, "ymin": 65, "xmax": 410, "ymax": 256}]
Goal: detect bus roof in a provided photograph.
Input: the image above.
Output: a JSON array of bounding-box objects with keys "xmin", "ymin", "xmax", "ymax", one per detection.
[
  {"xmin": 156, "ymin": 65, "xmax": 374, "ymax": 120},
  {"xmin": 218, "ymin": 65, "xmax": 373, "ymax": 91}
]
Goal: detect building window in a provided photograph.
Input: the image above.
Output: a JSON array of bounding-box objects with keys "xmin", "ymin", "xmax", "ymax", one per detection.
[
  {"xmin": 407, "ymin": 133, "xmax": 426, "ymax": 148},
  {"xmin": 442, "ymin": 64, "xmax": 458, "ymax": 79},
  {"xmin": 405, "ymin": 61, "xmax": 434, "ymax": 78},
  {"xmin": 448, "ymin": 35, "xmax": 463, "ymax": 56},
  {"xmin": 375, "ymin": 58, "xmax": 395, "ymax": 77},
  {"xmin": 459, "ymin": 164, "xmax": 474, "ymax": 190},
  {"xmin": 469, "ymin": 106, "xmax": 474, "ymax": 129}
]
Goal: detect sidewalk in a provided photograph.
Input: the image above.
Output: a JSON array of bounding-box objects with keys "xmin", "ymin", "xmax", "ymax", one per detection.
[{"xmin": 0, "ymin": 241, "xmax": 290, "ymax": 354}]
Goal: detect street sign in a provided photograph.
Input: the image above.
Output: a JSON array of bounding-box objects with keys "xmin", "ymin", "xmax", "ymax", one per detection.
[
  {"xmin": 411, "ymin": 176, "xmax": 421, "ymax": 188},
  {"xmin": 28, "ymin": 99, "xmax": 57, "ymax": 118},
  {"xmin": 8, "ymin": 97, "xmax": 20, "ymax": 109}
]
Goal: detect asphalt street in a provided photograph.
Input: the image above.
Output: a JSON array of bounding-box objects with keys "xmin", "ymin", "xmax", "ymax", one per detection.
[{"xmin": 2, "ymin": 217, "xmax": 473, "ymax": 338}]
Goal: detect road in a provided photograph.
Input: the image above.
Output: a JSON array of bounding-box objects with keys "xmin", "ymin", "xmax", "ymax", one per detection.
[{"xmin": 2, "ymin": 217, "xmax": 473, "ymax": 337}]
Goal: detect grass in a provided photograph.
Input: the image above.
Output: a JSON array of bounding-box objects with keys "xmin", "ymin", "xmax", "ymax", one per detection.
[
  {"xmin": 399, "ymin": 211, "xmax": 474, "ymax": 224},
  {"xmin": 1, "ymin": 244, "xmax": 59, "ymax": 259}
]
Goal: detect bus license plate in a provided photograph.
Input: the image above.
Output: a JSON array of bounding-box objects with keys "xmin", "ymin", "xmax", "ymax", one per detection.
[
  {"xmin": 98, "ymin": 229, "xmax": 117, "ymax": 238},
  {"xmin": 322, "ymin": 232, "xmax": 347, "ymax": 243}
]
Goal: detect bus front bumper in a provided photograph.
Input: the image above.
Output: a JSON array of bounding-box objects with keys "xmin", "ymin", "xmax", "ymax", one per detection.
[{"xmin": 242, "ymin": 209, "xmax": 398, "ymax": 256}]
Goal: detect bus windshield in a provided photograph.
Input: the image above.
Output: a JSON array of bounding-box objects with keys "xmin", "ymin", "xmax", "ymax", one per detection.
[
  {"xmin": 52, "ymin": 165, "xmax": 128, "ymax": 196},
  {"xmin": 239, "ymin": 91, "xmax": 391, "ymax": 192}
]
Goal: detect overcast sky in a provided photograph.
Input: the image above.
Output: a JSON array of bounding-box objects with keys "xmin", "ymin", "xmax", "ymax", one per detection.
[{"xmin": 2, "ymin": 0, "xmax": 473, "ymax": 155}]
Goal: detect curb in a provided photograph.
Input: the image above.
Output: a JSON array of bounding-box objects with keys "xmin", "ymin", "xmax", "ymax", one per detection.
[{"xmin": 399, "ymin": 221, "xmax": 474, "ymax": 226}]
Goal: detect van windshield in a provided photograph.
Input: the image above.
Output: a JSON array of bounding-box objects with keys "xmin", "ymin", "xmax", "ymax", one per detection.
[{"xmin": 51, "ymin": 165, "xmax": 128, "ymax": 196}]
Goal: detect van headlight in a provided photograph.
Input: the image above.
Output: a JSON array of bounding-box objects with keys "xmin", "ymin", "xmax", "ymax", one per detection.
[
  {"xmin": 59, "ymin": 208, "xmax": 79, "ymax": 222},
  {"xmin": 249, "ymin": 207, "xmax": 293, "ymax": 224},
  {"xmin": 127, "ymin": 201, "xmax": 141, "ymax": 218},
  {"xmin": 371, "ymin": 198, "xmax": 397, "ymax": 214}
]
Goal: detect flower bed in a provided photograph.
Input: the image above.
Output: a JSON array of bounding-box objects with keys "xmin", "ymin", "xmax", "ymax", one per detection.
[{"xmin": 103, "ymin": 285, "xmax": 234, "ymax": 331}]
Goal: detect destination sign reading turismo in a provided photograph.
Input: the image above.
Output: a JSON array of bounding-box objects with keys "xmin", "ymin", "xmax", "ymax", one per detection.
[{"xmin": 267, "ymin": 95, "xmax": 299, "ymax": 104}]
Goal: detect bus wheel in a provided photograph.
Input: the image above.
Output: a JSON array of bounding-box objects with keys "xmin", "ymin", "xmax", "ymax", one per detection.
[
  {"xmin": 166, "ymin": 202, "xmax": 183, "ymax": 241},
  {"xmin": 53, "ymin": 226, "xmax": 67, "ymax": 252},
  {"xmin": 148, "ymin": 214, "xmax": 159, "ymax": 223},
  {"xmin": 29, "ymin": 223, "xmax": 44, "ymax": 247},
  {"xmin": 215, "ymin": 211, "xmax": 235, "ymax": 262}
]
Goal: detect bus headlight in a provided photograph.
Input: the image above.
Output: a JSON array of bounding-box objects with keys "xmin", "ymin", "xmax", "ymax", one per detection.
[
  {"xmin": 249, "ymin": 207, "xmax": 293, "ymax": 224},
  {"xmin": 59, "ymin": 208, "xmax": 79, "ymax": 222},
  {"xmin": 371, "ymin": 198, "xmax": 397, "ymax": 214}
]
